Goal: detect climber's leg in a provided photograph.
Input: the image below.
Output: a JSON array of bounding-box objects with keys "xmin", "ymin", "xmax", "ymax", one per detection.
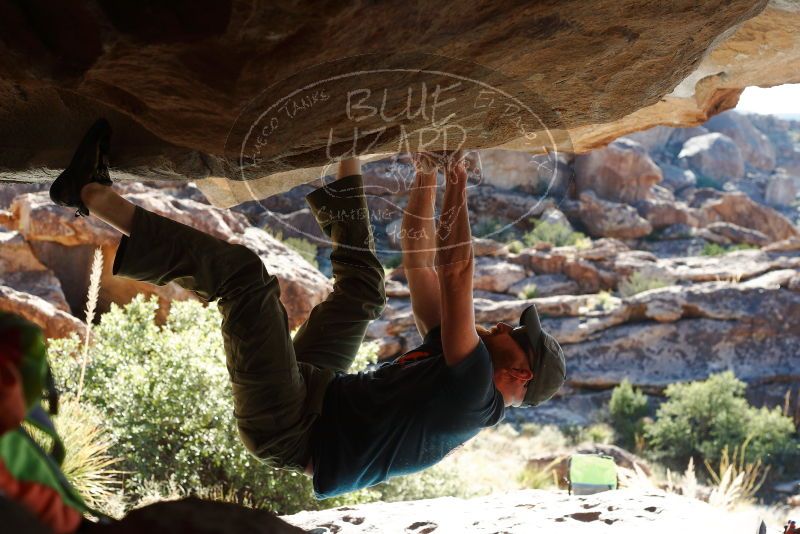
[
  {"xmin": 292, "ymin": 159, "xmax": 387, "ymax": 373},
  {"xmin": 80, "ymin": 183, "xmax": 135, "ymax": 236},
  {"xmin": 110, "ymin": 203, "xmax": 309, "ymax": 467}
]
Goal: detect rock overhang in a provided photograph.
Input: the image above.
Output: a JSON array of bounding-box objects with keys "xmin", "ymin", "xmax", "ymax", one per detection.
[{"xmin": 1, "ymin": 0, "xmax": 799, "ymax": 207}]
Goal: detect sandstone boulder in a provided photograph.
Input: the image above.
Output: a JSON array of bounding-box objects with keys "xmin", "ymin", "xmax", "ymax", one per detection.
[
  {"xmin": 678, "ymin": 133, "xmax": 744, "ymax": 186},
  {"xmin": 635, "ymin": 198, "xmax": 698, "ymax": 229},
  {"xmin": 704, "ymin": 110, "xmax": 777, "ymax": 172},
  {"xmin": 666, "ymin": 126, "xmax": 711, "ymax": 154},
  {"xmin": 93, "ymin": 497, "xmax": 304, "ymax": 534},
  {"xmin": 1, "ymin": 0, "xmax": 777, "ymax": 207},
  {"xmin": 574, "ymin": 138, "xmax": 662, "ymax": 204},
  {"xmin": 696, "ymin": 191, "xmax": 800, "ymax": 242},
  {"xmin": 622, "ymin": 126, "xmax": 674, "ymax": 154},
  {"xmin": 563, "ymin": 259, "xmax": 617, "ymax": 293},
  {"xmin": 509, "ymin": 249, "xmax": 568, "ymax": 275},
  {"xmin": 477, "ymin": 149, "xmax": 543, "ymax": 192},
  {"xmin": 507, "ymin": 274, "xmax": 579, "ymax": 298},
  {"xmin": 764, "ymin": 174, "xmax": 798, "ymax": 207},
  {"xmin": 9, "ymin": 188, "xmax": 331, "ymax": 330},
  {"xmin": 0, "ymin": 230, "xmax": 69, "ymax": 311},
  {"xmin": 470, "ymin": 186, "xmax": 552, "ymax": 230},
  {"xmin": 473, "ymin": 237, "xmax": 510, "ymax": 257},
  {"xmin": 282, "ymin": 488, "xmax": 762, "ymax": 533},
  {"xmin": 559, "ymin": 283, "xmax": 800, "ymax": 388},
  {"xmin": 698, "ymin": 222, "xmax": 771, "ymax": 247},
  {"xmin": 473, "ymin": 257, "xmax": 527, "ymax": 293},
  {"xmin": 11, "ymin": 193, "xmax": 119, "ymax": 247},
  {"xmin": 0, "ymin": 285, "xmax": 84, "ymax": 339},
  {"xmin": 658, "ymin": 163, "xmax": 697, "ymax": 192},
  {"xmin": 577, "ymin": 191, "xmax": 652, "ymax": 239}
]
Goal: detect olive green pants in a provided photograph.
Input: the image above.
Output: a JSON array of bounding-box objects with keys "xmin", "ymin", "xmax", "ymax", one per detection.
[{"xmin": 112, "ymin": 174, "xmax": 386, "ymax": 470}]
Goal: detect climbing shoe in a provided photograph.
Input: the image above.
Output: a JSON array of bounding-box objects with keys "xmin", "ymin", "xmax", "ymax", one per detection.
[{"xmin": 49, "ymin": 118, "xmax": 113, "ymax": 217}]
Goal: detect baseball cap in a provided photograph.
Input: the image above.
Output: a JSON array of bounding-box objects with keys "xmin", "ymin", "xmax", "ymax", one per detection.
[{"xmin": 509, "ymin": 304, "xmax": 566, "ymax": 407}]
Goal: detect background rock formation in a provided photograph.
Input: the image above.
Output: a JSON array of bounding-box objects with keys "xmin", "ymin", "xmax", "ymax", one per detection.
[{"xmin": 4, "ymin": 0, "xmax": 800, "ymax": 207}]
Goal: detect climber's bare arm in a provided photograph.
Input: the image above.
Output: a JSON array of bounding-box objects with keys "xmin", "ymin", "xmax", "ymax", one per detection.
[
  {"xmin": 403, "ymin": 153, "xmax": 442, "ymax": 338},
  {"xmin": 435, "ymin": 152, "xmax": 479, "ymax": 367}
]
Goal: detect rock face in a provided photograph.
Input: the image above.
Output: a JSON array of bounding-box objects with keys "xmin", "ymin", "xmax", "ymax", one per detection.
[
  {"xmin": 765, "ymin": 174, "xmax": 798, "ymax": 207},
  {"xmin": 678, "ymin": 133, "xmax": 745, "ymax": 186},
  {"xmin": 84, "ymin": 497, "xmax": 304, "ymax": 534},
  {"xmin": 693, "ymin": 191, "xmax": 800, "ymax": 242},
  {"xmin": 5, "ymin": 0, "xmax": 797, "ymax": 207},
  {"xmin": 577, "ymin": 191, "xmax": 653, "ymax": 239},
  {"xmin": 574, "ymin": 138, "xmax": 662, "ymax": 203},
  {"xmin": 282, "ymin": 488, "xmax": 763, "ymax": 533},
  {"xmin": 3, "ymin": 185, "xmax": 332, "ymax": 332},
  {"xmin": 0, "ymin": 285, "xmax": 84, "ymax": 340},
  {"xmin": 704, "ymin": 110, "xmax": 777, "ymax": 171}
]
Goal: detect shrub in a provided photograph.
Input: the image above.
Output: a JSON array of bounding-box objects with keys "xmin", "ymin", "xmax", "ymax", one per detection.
[
  {"xmin": 349, "ymin": 340, "xmax": 380, "ymax": 373},
  {"xmin": 644, "ymin": 371, "xmax": 796, "ymax": 469},
  {"xmin": 523, "ymin": 220, "xmax": 590, "ymax": 249},
  {"xmin": 474, "ymin": 217, "xmax": 518, "ymax": 243},
  {"xmin": 381, "ymin": 253, "xmax": 402, "ymax": 269},
  {"xmin": 507, "ymin": 240, "xmax": 524, "ymax": 254},
  {"xmin": 517, "ymin": 283, "xmax": 538, "ymax": 300},
  {"xmin": 582, "ymin": 423, "xmax": 616, "ymax": 445},
  {"xmin": 701, "ymin": 243, "xmax": 756, "ymax": 257},
  {"xmin": 48, "ymin": 296, "xmax": 345, "ymax": 514},
  {"xmin": 595, "ymin": 291, "xmax": 618, "ymax": 312},
  {"xmin": 27, "ymin": 399, "xmax": 122, "ymax": 516},
  {"xmin": 618, "ymin": 270, "xmax": 671, "ymax": 298},
  {"xmin": 517, "ymin": 459, "xmax": 562, "ymax": 489},
  {"xmin": 609, "ymin": 379, "xmax": 649, "ymax": 450}
]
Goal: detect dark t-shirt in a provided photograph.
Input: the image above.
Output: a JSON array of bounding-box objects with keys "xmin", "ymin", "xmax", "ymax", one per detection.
[{"xmin": 310, "ymin": 325, "xmax": 505, "ymax": 499}]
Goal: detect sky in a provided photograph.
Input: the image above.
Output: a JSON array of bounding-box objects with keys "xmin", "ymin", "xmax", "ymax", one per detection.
[{"xmin": 735, "ymin": 83, "xmax": 800, "ymax": 117}]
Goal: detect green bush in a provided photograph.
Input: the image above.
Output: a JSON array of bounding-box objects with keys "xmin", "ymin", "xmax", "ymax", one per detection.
[
  {"xmin": 381, "ymin": 253, "xmax": 402, "ymax": 269},
  {"xmin": 618, "ymin": 270, "xmax": 671, "ymax": 298},
  {"xmin": 609, "ymin": 379, "xmax": 649, "ymax": 450},
  {"xmin": 523, "ymin": 220, "xmax": 590, "ymax": 249},
  {"xmin": 701, "ymin": 242, "xmax": 756, "ymax": 257},
  {"xmin": 49, "ymin": 296, "xmax": 338, "ymax": 514},
  {"xmin": 644, "ymin": 371, "xmax": 797, "ymax": 469},
  {"xmin": 474, "ymin": 216, "xmax": 518, "ymax": 243},
  {"xmin": 517, "ymin": 283, "xmax": 538, "ymax": 300}
]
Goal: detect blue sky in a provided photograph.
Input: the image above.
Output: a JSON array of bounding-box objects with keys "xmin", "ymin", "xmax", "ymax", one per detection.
[{"xmin": 736, "ymin": 83, "xmax": 800, "ymax": 116}]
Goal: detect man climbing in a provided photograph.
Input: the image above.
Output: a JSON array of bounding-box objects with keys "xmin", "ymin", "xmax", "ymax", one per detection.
[{"xmin": 50, "ymin": 120, "xmax": 566, "ymax": 500}]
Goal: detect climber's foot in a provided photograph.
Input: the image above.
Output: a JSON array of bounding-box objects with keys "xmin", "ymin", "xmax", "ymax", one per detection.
[{"xmin": 49, "ymin": 118, "xmax": 113, "ymax": 217}]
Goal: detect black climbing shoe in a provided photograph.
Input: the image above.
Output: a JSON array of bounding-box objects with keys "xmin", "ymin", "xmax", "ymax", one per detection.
[{"xmin": 49, "ymin": 118, "xmax": 113, "ymax": 217}]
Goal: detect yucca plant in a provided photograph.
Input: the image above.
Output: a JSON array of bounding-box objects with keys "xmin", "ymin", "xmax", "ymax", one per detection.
[
  {"xmin": 705, "ymin": 436, "xmax": 770, "ymax": 508},
  {"xmin": 26, "ymin": 399, "xmax": 122, "ymax": 515},
  {"xmin": 54, "ymin": 399, "xmax": 123, "ymax": 513}
]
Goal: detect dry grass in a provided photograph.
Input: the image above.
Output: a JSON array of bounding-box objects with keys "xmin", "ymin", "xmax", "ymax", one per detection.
[
  {"xmin": 705, "ymin": 438, "xmax": 770, "ymax": 509},
  {"xmin": 78, "ymin": 247, "xmax": 103, "ymax": 402}
]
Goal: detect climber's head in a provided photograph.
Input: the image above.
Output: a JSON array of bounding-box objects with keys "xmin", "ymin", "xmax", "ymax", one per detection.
[{"xmin": 476, "ymin": 305, "xmax": 566, "ymax": 408}]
